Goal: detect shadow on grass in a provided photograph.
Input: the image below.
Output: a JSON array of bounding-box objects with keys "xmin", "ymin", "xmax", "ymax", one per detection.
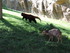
[{"xmin": 0, "ymin": 18, "xmax": 30, "ymax": 36}]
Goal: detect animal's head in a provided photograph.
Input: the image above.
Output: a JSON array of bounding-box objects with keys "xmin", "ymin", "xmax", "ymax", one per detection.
[
  {"xmin": 21, "ymin": 13, "xmax": 26, "ymax": 16},
  {"xmin": 42, "ymin": 30, "xmax": 48, "ymax": 35},
  {"xmin": 21, "ymin": 13, "xmax": 23, "ymax": 16}
]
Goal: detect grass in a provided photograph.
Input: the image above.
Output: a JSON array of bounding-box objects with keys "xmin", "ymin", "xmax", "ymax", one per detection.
[{"xmin": 0, "ymin": 9, "xmax": 70, "ymax": 53}]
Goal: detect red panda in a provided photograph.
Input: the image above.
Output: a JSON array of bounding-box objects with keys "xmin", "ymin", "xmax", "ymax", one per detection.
[{"xmin": 21, "ymin": 13, "xmax": 41, "ymax": 23}]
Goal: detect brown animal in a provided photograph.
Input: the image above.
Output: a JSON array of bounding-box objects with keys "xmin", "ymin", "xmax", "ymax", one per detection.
[
  {"xmin": 42, "ymin": 28, "xmax": 62, "ymax": 43},
  {"xmin": 21, "ymin": 13, "xmax": 41, "ymax": 23}
]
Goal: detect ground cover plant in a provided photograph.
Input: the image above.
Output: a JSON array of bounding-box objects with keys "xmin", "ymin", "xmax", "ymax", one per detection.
[{"xmin": 0, "ymin": 9, "xmax": 70, "ymax": 53}]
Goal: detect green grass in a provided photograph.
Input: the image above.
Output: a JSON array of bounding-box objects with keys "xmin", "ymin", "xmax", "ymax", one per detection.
[{"xmin": 0, "ymin": 9, "xmax": 70, "ymax": 53}]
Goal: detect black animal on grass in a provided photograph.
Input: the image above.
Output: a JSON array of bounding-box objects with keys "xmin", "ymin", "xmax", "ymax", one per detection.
[{"xmin": 21, "ymin": 13, "xmax": 41, "ymax": 23}]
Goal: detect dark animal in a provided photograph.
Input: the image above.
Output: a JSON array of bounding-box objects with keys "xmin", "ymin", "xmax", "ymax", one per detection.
[
  {"xmin": 21, "ymin": 13, "xmax": 41, "ymax": 23},
  {"xmin": 42, "ymin": 28, "xmax": 62, "ymax": 43}
]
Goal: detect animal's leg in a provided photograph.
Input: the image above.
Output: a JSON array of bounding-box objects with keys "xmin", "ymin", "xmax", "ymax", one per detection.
[
  {"xmin": 25, "ymin": 18, "xmax": 27, "ymax": 20},
  {"xmin": 59, "ymin": 36, "xmax": 62, "ymax": 43},
  {"xmin": 29, "ymin": 19, "xmax": 32, "ymax": 23},
  {"xmin": 48, "ymin": 36, "xmax": 53, "ymax": 41},
  {"xmin": 57, "ymin": 37, "xmax": 60, "ymax": 43},
  {"xmin": 51, "ymin": 36, "xmax": 53, "ymax": 41},
  {"xmin": 22, "ymin": 17, "xmax": 24, "ymax": 19},
  {"xmin": 48, "ymin": 38, "xmax": 51, "ymax": 41},
  {"xmin": 57, "ymin": 36, "xmax": 62, "ymax": 43},
  {"xmin": 33, "ymin": 19, "xmax": 37, "ymax": 23}
]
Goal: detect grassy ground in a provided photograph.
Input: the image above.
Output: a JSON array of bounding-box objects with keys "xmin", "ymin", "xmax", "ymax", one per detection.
[{"xmin": 0, "ymin": 9, "xmax": 70, "ymax": 53}]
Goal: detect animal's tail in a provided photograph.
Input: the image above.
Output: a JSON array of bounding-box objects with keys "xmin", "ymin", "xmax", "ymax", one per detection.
[{"xmin": 36, "ymin": 17, "xmax": 41, "ymax": 22}]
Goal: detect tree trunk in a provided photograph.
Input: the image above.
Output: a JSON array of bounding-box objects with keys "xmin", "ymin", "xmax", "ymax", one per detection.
[{"xmin": 0, "ymin": 0, "xmax": 2, "ymax": 18}]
